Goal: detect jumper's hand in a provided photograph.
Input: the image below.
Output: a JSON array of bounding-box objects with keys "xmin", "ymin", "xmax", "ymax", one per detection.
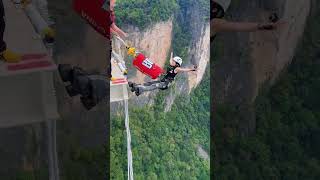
[
  {"xmin": 192, "ymin": 65, "xmax": 198, "ymax": 71},
  {"xmin": 258, "ymin": 21, "xmax": 286, "ymax": 30}
]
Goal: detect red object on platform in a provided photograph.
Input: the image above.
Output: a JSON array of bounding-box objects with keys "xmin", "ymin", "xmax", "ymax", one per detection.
[
  {"xmin": 6, "ymin": 54, "xmax": 54, "ymax": 71},
  {"xmin": 133, "ymin": 53, "xmax": 164, "ymax": 79},
  {"xmin": 7, "ymin": 61, "xmax": 52, "ymax": 71},
  {"xmin": 73, "ymin": 0, "xmax": 111, "ymax": 39}
]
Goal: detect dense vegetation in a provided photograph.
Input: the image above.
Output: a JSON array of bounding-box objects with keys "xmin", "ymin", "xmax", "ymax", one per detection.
[
  {"xmin": 57, "ymin": 139, "xmax": 106, "ymax": 180},
  {"xmin": 111, "ymin": 70, "xmax": 210, "ymax": 179},
  {"xmin": 214, "ymin": 6, "xmax": 320, "ymax": 180},
  {"xmin": 112, "ymin": 0, "xmax": 210, "ymax": 179},
  {"xmin": 115, "ymin": 0, "xmax": 209, "ymax": 29},
  {"xmin": 115, "ymin": 0, "xmax": 179, "ymax": 29}
]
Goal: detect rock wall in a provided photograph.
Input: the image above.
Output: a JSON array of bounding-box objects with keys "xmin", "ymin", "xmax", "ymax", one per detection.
[{"xmin": 213, "ymin": 0, "xmax": 311, "ymax": 134}]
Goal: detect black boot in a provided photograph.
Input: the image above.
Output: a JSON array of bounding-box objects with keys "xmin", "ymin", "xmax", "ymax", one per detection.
[
  {"xmin": 58, "ymin": 64, "xmax": 88, "ymax": 83},
  {"xmin": 82, "ymin": 75, "xmax": 108, "ymax": 110},
  {"xmin": 80, "ymin": 96, "xmax": 97, "ymax": 110},
  {"xmin": 65, "ymin": 84, "xmax": 79, "ymax": 97},
  {"xmin": 58, "ymin": 64, "xmax": 73, "ymax": 82},
  {"xmin": 135, "ymin": 87, "xmax": 142, "ymax": 96},
  {"xmin": 72, "ymin": 75, "xmax": 91, "ymax": 97},
  {"xmin": 128, "ymin": 82, "xmax": 138, "ymax": 92},
  {"xmin": 128, "ymin": 81, "xmax": 134, "ymax": 88}
]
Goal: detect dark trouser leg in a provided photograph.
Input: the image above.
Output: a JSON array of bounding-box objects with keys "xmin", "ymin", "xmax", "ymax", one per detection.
[
  {"xmin": 142, "ymin": 80, "xmax": 161, "ymax": 86},
  {"xmin": 0, "ymin": 0, "xmax": 6, "ymax": 52},
  {"xmin": 72, "ymin": 74, "xmax": 108, "ymax": 110},
  {"xmin": 136, "ymin": 81, "xmax": 169, "ymax": 93},
  {"xmin": 87, "ymin": 75, "xmax": 108, "ymax": 101},
  {"xmin": 130, "ymin": 80, "xmax": 160, "ymax": 92},
  {"xmin": 60, "ymin": 65, "xmax": 108, "ymax": 110}
]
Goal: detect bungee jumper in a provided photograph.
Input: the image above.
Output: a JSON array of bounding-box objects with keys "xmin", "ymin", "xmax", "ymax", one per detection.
[
  {"xmin": 58, "ymin": 40, "xmax": 196, "ymax": 108},
  {"xmin": 128, "ymin": 51, "xmax": 197, "ymax": 96}
]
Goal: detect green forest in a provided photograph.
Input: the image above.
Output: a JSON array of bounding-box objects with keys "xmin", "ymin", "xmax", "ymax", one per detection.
[
  {"xmin": 111, "ymin": 73, "xmax": 210, "ymax": 179},
  {"xmin": 115, "ymin": 0, "xmax": 209, "ymax": 29},
  {"xmin": 111, "ymin": 0, "xmax": 210, "ymax": 179},
  {"xmin": 115, "ymin": 0, "xmax": 179, "ymax": 29},
  {"xmin": 214, "ymin": 5, "xmax": 320, "ymax": 180}
]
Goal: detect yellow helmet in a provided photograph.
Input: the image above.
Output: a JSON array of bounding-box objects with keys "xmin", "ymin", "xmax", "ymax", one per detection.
[{"xmin": 127, "ymin": 47, "xmax": 136, "ymax": 56}]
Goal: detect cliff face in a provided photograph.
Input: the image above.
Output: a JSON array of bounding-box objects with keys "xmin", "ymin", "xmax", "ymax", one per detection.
[
  {"xmin": 213, "ymin": 0, "xmax": 312, "ymax": 134},
  {"xmin": 250, "ymin": 0, "xmax": 311, "ymax": 102},
  {"xmin": 187, "ymin": 24, "xmax": 210, "ymax": 91},
  {"xmin": 164, "ymin": 0, "xmax": 210, "ymax": 111}
]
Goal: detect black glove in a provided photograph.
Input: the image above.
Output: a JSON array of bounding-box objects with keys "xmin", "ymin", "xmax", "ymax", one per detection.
[
  {"xmin": 192, "ymin": 65, "xmax": 198, "ymax": 71},
  {"xmin": 257, "ymin": 23, "xmax": 276, "ymax": 30},
  {"xmin": 269, "ymin": 13, "xmax": 279, "ymax": 23}
]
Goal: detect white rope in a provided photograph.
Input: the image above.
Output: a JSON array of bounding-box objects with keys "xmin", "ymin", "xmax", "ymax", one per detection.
[
  {"xmin": 114, "ymin": 35, "xmax": 133, "ymax": 180},
  {"xmin": 124, "ymin": 99, "xmax": 134, "ymax": 180},
  {"xmin": 114, "ymin": 35, "xmax": 129, "ymax": 48}
]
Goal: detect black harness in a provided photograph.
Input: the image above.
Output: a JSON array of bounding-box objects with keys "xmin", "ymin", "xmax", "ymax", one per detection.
[{"xmin": 162, "ymin": 65, "xmax": 178, "ymax": 82}]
